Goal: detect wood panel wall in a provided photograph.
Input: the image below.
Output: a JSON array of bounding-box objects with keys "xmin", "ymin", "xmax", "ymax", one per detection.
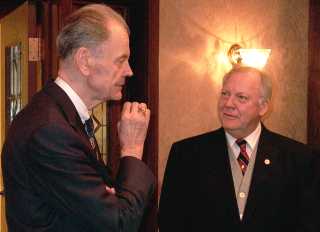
[{"xmin": 308, "ymin": 0, "xmax": 320, "ymax": 145}]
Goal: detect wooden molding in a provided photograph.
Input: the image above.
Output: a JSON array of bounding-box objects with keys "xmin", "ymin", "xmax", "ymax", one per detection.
[{"xmin": 308, "ymin": 0, "xmax": 320, "ymax": 144}]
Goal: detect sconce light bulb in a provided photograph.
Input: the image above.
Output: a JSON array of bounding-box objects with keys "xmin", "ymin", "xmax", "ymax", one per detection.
[{"xmin": 227, "ymin": 44, "xmax": 271, "ymax": 69}]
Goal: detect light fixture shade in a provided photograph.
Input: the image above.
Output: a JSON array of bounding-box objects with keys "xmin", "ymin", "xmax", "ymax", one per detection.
[
  {"xmin": 227, "ymin": 44, "xmax": 271, "ymax": 69},
  {"xmin": 239, "ymin": 48, "xmax": 271, "ymax": 69}
]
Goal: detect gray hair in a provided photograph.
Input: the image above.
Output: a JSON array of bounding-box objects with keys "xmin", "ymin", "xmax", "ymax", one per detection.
[
  {"xmin": 56, "ymin": 4, "xmax": 129, "ymax": 60},
  {"xmin": 222, "ymin": 66, "xmax": 272, "ymax": 102}
]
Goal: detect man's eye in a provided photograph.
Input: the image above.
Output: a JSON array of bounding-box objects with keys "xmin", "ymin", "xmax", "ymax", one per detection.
[
  {"xmin": 221, "ymin": 91, "xmax": 228, "ymax": 96},
  {"xmin": 238, "ymin": 95, "xmax": 248, "ymax": 101},
  {"xmin": 118, "ymin": 59, "xmax": 126, "ymax": 64},
  {"xmin": 116, "ymin": 57, "xmax": 128, "ymax": 66}
]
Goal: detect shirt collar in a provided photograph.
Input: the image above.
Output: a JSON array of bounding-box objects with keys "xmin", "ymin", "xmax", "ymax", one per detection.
[
  {"xmin": 55, "ymin": 77, "xmax": 90, "ymax": 123},
  {"xmin": 225, "ymin": 122, "xmax": 262, "ymax": 151}
]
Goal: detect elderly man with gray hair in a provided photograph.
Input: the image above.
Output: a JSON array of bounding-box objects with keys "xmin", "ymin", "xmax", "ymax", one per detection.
[
  {"xmin": 2, "ymin": 4, "xmax": 154, "ymax": 232},
  {"xmin": 159, "ymin": 66, "xmax": 318, "ymax": 232}
]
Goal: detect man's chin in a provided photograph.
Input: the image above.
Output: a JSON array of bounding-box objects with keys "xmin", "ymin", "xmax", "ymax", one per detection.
[
  {"xmin": 221, "ymin": 118, "xmax": 239, "ymax": 127},
  {"xmin": 221, "ymin": 123, "xmax": 240, "ymax": 132},
  {"xmin": 111, "ymin": 93, "xmax": 122, "ymax": 101}
]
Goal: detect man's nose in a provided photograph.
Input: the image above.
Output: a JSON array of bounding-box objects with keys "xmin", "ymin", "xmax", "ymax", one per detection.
[
  {"xmin": 125, "ymin": 62, "xmax": 133, "ymax": 78},
  {"xmin": 224, "ymin": 96, "xmax": 235, "ymax": 108}
]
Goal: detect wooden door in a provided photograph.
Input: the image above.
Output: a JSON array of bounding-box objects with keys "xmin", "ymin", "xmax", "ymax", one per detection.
[{"xmin": 0, "ymin": 1, "xmax": 41, "ymax": 231}]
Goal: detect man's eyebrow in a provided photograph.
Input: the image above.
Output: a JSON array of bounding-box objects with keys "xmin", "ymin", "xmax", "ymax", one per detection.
[{"xmin": 116, "ymin": 54, "xmax": 129, "ymax": 60}]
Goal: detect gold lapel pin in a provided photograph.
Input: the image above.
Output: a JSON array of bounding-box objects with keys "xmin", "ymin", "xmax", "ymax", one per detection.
[{"xmin": 264, "ymin": 159, "xmax": 271, "ymax": 165}]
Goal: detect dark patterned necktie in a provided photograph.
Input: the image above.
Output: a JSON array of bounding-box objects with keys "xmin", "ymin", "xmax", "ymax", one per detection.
[
  {"xmin": 84, "ymin": 117, "xmax": 103, "ymax": 163},
  {"xmin": 236, "ymin": 139, "xmax": 249, "ymax": 175}
]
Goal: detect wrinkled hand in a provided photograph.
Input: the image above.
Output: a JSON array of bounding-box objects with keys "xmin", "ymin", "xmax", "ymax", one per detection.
[{"xmin": 117, "ymin": 102, "xmax": 150, "ymax": 159}]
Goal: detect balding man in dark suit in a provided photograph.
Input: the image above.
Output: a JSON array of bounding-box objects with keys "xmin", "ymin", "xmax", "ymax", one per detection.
[{"xmin": 159, "ymin": 66, "xmax": 319, "ymax": 232}]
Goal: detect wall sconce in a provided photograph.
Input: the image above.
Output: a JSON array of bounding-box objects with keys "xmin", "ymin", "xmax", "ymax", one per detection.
[{"xmin": 227, "ymin": 44, "xmax": 271, "ymax": 69}]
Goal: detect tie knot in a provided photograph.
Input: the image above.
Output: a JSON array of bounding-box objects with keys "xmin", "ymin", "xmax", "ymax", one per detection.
[
  {"xmin": 236, "ymin": 139, "xmax": 247, "ymax": 147},
  {"xmin": 84, "ymin": 117, "xmax": 94, "ymax": 137}
]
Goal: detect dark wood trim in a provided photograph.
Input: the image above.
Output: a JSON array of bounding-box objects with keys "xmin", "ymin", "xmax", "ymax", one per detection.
[
  {"xmin": 141, "ymin": 0, "xmax": 159, "ymax": 231},
  {"xmin": 0, "ymin": 0, "xmax": 25, "ymax": 19},
  {"xmin": 57, "ymin": 0, "xmax": 74, "ymax": 28},
  {"xmin": 5, "ymin": 47, "xmax": 11, "ymax": 136},
  {"xmin": 41, "ymin": 1, "xmax": 54, "ymax": 85},
  {"xmin": 308, "ymin": 0, "xmax": 320, "ymax": 144},
  {"xmin": 28, "ymin": 1, "xmax": 38, "ymax": 99},
  {"xmin": 107, "ymin": 101, "xmax": 121, "ymax": 178},
  {"xmin": 41, "ymin": 0, "xmax": 72, "ymax": 84}
]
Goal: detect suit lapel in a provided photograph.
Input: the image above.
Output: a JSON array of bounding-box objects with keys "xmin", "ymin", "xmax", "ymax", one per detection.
[
  {"xmin": 43, "ymin": 82, "xmax": 114, "ymax": 185},
  {"xmin": 243, "ymin": 127, "xmax": 281, "ymax": 221},
  {"xmin": 43, "ymin": 81, "xmax": 86, "ymax": 136},
  {"xmin": 200, "ymin": 128, "xmax": 240, "ymax": 223}
]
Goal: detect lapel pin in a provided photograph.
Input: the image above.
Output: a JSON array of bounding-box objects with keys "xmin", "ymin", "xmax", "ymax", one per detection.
[
  {"xmin": 264, "ymin": 158, "xmax": 270, "ymax": 165},
  {"xmin": 89, "ymin": 137, "xmax": 96, "ymax": 150}
]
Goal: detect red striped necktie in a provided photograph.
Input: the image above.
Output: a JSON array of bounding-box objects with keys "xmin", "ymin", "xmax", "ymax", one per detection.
[{"xmin": 236, "ymin": 139, "xmax": 249, "ymax": 175}]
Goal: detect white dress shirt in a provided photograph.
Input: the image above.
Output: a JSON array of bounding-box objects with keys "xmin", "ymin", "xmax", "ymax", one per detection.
[
  {"xmin": 225, "ymin": 122, "xmax": 262, "ymax": 159},
  {"xmin": 55, "ymin": 77, "xmax": 90, "ymax": 123}
]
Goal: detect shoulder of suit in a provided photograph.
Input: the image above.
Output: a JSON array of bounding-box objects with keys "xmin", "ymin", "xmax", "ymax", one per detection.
[
  {"xmin": 172, "ymin": 127, "xmax": 224, "ymax": 147},
  {"xmin": 262, "ymin": 127, "xmax": 311, "ymax": 153},
  {"xmin": 12, "ymin": 88, "xmax": 68, "ymax": 132}
]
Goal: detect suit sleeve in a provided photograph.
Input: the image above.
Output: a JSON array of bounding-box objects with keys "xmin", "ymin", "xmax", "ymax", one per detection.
[
  {"xmin": 294, "ymin": 146, "xmax": 320, "ymax": 232},
  {"xmin": 296, "ymin": 147, "xmax": 320, "ymax": 232},
  {"xmin": 27, "ymin": 123, "xmax": 154, "ymax": 232},
  {"xmin": 158, "ymin": 142, "xmax": 192, "ymax": 231}
]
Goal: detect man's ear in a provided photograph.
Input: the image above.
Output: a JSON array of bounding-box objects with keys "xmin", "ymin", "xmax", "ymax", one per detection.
[
  {"xmin": 259, "ymin": 99, "xmax": 269, "ymax": 117},
  {"xmin": 74, "ymin": 47, "xmax": 93, "ymax": 76}
]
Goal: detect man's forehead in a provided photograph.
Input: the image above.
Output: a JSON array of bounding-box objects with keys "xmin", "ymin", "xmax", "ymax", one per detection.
[
  {"xmin": 107, "ymin": 19, "xmax": 129, "ymax": 35},
  {"xmin": 230, "ymin": 70, "xmax": 260, "ymax": 79},
  {"xmin": 98, "ymin": 22, "xmax": 129, "ymax": 47},
  {"xmin": 222, "ymin": 73, "xmax": 262, "ymax": 92}
]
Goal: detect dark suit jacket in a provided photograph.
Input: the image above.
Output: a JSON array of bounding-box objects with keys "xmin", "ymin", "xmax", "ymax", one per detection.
[
  {"xmin": 1, "ymin": 82, "xmax": 154, "ymax": 232},
  {"xmin": 159, "ymin": 127, "xmax": 319, "ymax": 232}
]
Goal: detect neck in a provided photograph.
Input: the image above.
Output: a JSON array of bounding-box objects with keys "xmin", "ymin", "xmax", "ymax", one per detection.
[
  {"xmin": 58, "ymin": 68, "xmax": 95, "ymax": 110},
  {"xmin": 226, "ymin": 122, "xmax": 261, "ymax": 139}
]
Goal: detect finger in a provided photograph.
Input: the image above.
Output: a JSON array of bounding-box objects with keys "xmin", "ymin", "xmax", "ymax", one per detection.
[
  {"xmin": 138, "ymin": 103, "xmax": 147, "ymax": 112},
  {"xmin": 122, "ymin": 102, "xmax": 131, "ymax": 117},
  {"xmin": 139, "ymin": 103, "xmax": 147, "ymax": 109},
  {"xmin": 131, "ymin": 102, "xmax": 139, "ymax": 114},
  {"xmin": 145, "ymin": 109, "xmax": 151, "ymax": 124}
]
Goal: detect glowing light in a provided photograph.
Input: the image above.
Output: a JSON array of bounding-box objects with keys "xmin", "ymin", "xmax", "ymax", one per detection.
[
  {"xmin": 238, "ymin": 48, "xmax": 271, "ymax": 69},
  {"xmin": 217, "ymin": 52, "xmax": 230, "ymax": 66},
  {"xmin": 227, "ymin": 44, "xmax": 271, "ymax": 69}
]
